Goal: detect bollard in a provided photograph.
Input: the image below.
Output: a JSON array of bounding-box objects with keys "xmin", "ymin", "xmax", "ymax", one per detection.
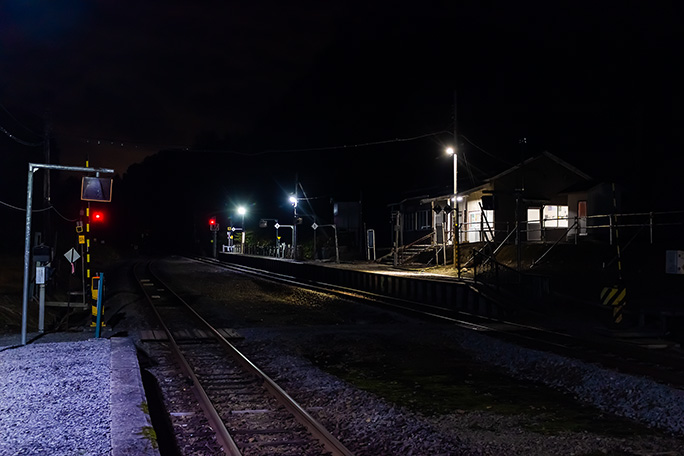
[
  {"xmin": 95, "ymin": 273, "xmax": 105, "ymax": 338},
  {"xmin": 91, "ymin": 274, "xmax": 106, "ymax": 331}
]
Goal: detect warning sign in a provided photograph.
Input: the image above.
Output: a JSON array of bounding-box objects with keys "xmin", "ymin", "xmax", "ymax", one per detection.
[{"xmin": 601, "ymin": 285, "xmax": 627, "ymax": 324}]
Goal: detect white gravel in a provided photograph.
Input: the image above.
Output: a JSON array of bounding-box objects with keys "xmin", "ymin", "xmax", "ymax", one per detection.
[{"xmin": 0, "ymin": 339, "xmax": 112, "ymax": 456}]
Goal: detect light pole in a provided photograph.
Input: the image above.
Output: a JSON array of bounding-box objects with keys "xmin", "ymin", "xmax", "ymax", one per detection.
[
  {"xmin": 289, "ymin": 195, "xmax": 297, "ymax": 259},
  {"xmin": 237, "ymin": 206, "xmax": 246, "ymax": 254},
  {"xmin": 446, "ymin": 147, "xmax": 461, "ymax": 275}
]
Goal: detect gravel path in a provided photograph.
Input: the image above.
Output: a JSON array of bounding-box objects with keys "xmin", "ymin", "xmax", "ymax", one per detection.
[{"xmin": 0, "ymin": 339, "xmax": 112, "ymax": 456}]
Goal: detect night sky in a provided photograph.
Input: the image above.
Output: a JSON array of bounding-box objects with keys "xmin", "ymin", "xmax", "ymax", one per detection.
[{"xmin": 1, "ymin": 1, "xmax": 683, "ymax": 249}]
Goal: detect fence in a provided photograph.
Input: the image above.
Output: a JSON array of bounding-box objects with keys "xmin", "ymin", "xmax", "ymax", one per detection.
[{"xmin": 456, "ymin": 210, "xmax": 683, "ymax": 246}]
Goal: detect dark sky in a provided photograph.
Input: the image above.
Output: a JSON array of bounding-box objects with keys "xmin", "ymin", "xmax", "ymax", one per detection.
[{"xmin": 2, "ymin": 1, "xmax": 683, "ymax": 222}]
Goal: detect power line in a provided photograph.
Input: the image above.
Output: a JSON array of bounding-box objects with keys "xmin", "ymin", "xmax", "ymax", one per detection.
[
  {"xmin": 76, "ymin": 130, "xmax": 449, "ymax": 157},
  {"xmin": 0, "ymin": 123, "xmax": 43, "ymax": 147},
  {"xmin": 461, "ymin": 134, "xmax": 514, "ymax": 166},
  {"xmin": 0, "ymin": 101, "xmax": 43, "ymax": 138},
  {"xmin": 0, "ymin": 199, "xmax": 78, "ymax": 221},
  {"xmin": 261, "ymin": 131, "xmax": 446, "ymax": 154}
]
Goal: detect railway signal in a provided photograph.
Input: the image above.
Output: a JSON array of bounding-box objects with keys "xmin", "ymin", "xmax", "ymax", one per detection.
[
  {"xmin": 209, "ymin": 217, "xmax": 219, "ymax": 231},
  {"xmin": 91, "ymin": 210, "xmax": 105, "ymax": 223}
]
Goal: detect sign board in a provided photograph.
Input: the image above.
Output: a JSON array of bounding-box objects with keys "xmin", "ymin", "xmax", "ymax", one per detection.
[
  {"xmin": 81, "ymin": 177, "xmax": 113, "ymax": 202},
  {"xmin": 36, "ymin": 266, "xmax": 46, "ymax": 285},
  {"xmin": 367, "ymin": 229, "xmax": 375, "ymax": 249},
  {"xmin": 64, "ymin": 248, "xmax": 81, "ymax": 263},
  {"xmin": 78, "ymin": 235, "xmax": 85, "ymax": 245},
  {"xmin": 274, "ymin": 223, "xmax": 280, "ymax": 229},
  {"xmin": 366, "ymin": 229, "xmax": 376, "ymax": 261},
  {"xmin": 311, "ymin": 222, "xmax": 319, "ymax": 230}
]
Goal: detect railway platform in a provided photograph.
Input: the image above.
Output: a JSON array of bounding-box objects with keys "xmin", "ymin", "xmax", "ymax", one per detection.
[{"xmin": 0, "ymin": 331, "xmax": 159, "ymax": 456}]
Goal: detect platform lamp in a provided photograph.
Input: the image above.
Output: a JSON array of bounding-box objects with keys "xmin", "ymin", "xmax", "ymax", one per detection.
[
  {"xmin": 289, "ymin": 195, "xmax": 298, "ymax": 259},
  {"xmin": 237, "ymin": 206, "xmax": 247, "ymax": 254},
  {"xmin": 446, "ymin": 147, "xmax": 461, "ymax": 276}
]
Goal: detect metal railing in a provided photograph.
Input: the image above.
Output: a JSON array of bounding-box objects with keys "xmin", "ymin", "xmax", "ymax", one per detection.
[{"xmin": 456, "ymin": 210, "xmax": 683, "ymax": 246}]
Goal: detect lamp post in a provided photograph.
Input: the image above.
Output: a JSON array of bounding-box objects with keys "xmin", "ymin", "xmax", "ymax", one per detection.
[
  {"xmin": 289, "ymin": 195, "xmax": 297, "ymax": 259},
  {"xmin": 446, "ymin": 147, "xmax": 461, "ymax": 275},
  {"xmin": 237, "ymin": 206, "xmax": 246, "ymax": 254}
]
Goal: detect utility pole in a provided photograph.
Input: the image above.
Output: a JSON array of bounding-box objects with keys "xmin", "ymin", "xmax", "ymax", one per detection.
[
  {"xmin": 292, "ymin": 175, "xmax": 298, "ymax": 260},
  {"xmin": 453, "ymin": 90, "xmax": 461, "ymax": 277},
  {"xmin": 42, "ymin": 115, "xmax": 52, "ymax": 246}
]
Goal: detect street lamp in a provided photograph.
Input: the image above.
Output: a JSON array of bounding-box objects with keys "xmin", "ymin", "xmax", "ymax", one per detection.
[
  {"xmin": 289, "ymin": 195, "xmax": 297, "ymax": 259},
  {"xmin": 446, "ymin": 147, "xmax": 460, "ymax": 274},
  {"xmin": 237, "ymin": 206, "xmax": 246, "ymax": 254}
]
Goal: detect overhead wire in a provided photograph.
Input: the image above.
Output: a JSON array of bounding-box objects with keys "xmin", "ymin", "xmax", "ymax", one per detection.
[
  {"xmin": 461, "ymin": 134, "xmax": 514, "ymax": 166},
  {"xmin": 0, "ymin": 124, "xmax": 43, "ymax": 147},
  {"xmin": 0, "ymin": 101, "xmax": 43, "ymax": 138},
  {"xmin": 0, "ymin": 199, "xmax": 79, "ymax": 221},
  {"xmin": 260, "ymin": 131, "xmax": 446, "ymax": 154},
  {"xmin": 77, "ymin": 130, "xmax": 448, "ymax": 157}
]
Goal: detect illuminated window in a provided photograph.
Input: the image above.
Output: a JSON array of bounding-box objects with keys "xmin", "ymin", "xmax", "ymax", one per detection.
[{"xmin": 543, "ymin": 205, "xmax": 568, "ymax": 228}]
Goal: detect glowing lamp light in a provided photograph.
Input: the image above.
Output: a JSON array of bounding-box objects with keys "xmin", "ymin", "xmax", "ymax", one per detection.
[{"xmin": 91, "ymin": 211, "xmax": 104, "ymax": 222}]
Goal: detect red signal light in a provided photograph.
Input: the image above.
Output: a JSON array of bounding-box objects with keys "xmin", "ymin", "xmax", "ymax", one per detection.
[
  {"xmin": 209, "ymin": 217, "xmax": 219, "ymax": 231},
  {"xmin": 91, "ymin": 211, "xmax": 104, "ymax": 222}
]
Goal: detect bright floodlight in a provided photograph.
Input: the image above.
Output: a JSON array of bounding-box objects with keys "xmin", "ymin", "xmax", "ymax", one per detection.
[
  {"xmin": 237, "ymin": 206, "xmax": 246, "ymax": 216},
  {"xmin": 446, "ymin": 147, "xmax": 455, "ymax": 156},
  {"xmin": 289, "ymin": 196, "xmax": 297, "ymax": 204}
]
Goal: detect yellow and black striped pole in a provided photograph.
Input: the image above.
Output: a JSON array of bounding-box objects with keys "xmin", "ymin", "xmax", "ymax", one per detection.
[
  {"xmin": 603, "ymin": 182, "xmax": 626, "ymax": 325},
  {"xmin": 601, "ymin": 285, "xmax": 626, "ymax": 325}
]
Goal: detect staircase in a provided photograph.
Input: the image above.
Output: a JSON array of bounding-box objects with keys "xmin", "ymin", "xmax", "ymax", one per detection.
[{"xmin": 378, "ymin": 233, "xmax": 435, "ymax": 266}]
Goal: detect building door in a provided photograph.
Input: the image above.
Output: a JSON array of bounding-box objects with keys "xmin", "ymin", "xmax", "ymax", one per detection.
[
  {"xmin": 468, "ymin": 210, "xmax": 481, "ymax": 242},
  {"xmin": 527, "ymin": 208, "xmax": 541, "ymax": 241},
  {"xmin": 578, "ymin": 200, "xmax": 587, "ymax": 236}
]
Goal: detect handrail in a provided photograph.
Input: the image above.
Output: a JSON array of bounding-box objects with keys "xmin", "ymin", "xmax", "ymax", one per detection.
[
  {"xmin": 530, "ymin": 220, "xmax": 578, "ymax": 268},
  {"xmin": 404, "ymin": 231, "xmax": 434, "ymax": 248},
  {"xmin": 375, "ymin": 231, "xmax": 433, "ymax": 264}
]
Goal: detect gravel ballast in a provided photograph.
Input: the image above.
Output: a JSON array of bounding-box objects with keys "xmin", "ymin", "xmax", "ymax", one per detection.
[
  {"xmin": 0, "ymin": 336, "xmax": 159, "ymax": 456},
  {"xmin": 236, "ymin": 326, "xmax": 684, "ymax": 456},
  {"xmin": 0, "ymin": 339, "xmax": 112, "ymax": 456},
  {"xmin": 149, "ymin": 257, "xmax": 684, "ymax": 455}
]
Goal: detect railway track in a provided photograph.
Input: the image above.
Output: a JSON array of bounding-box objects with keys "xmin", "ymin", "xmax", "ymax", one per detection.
[
  {"xmin": 189, "ymin": 255, "xmax": 684, "ymax": 390},
  {"xmin": 134, "ymin": 260, "xmax": 354, "ymax": 456}
]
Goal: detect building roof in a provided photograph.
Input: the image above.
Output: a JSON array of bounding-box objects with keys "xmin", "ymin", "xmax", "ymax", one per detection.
[
  {"xmin": 420, "ymin": 151, "xmax": 592, "ymax": 205},
  {"xmin": 484, "ymin": 151, "xmax": 592, "ymax": 184}
]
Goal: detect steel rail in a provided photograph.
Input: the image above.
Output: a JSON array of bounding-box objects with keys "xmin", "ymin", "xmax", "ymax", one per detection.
[
  {"xmin": 145, "ymin": 260, "xmax": 355, "ymax": 456},
  {"xmin": 134, "ymin": 262, "xmax": 242, "ymax": 456},
  {"xmin": 188, "ymin": 256, "xmax": 569, "ymax": 335},
  {"xmin": 190, "ymin": 256, "xmax": 684, "ymax": 389}
]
